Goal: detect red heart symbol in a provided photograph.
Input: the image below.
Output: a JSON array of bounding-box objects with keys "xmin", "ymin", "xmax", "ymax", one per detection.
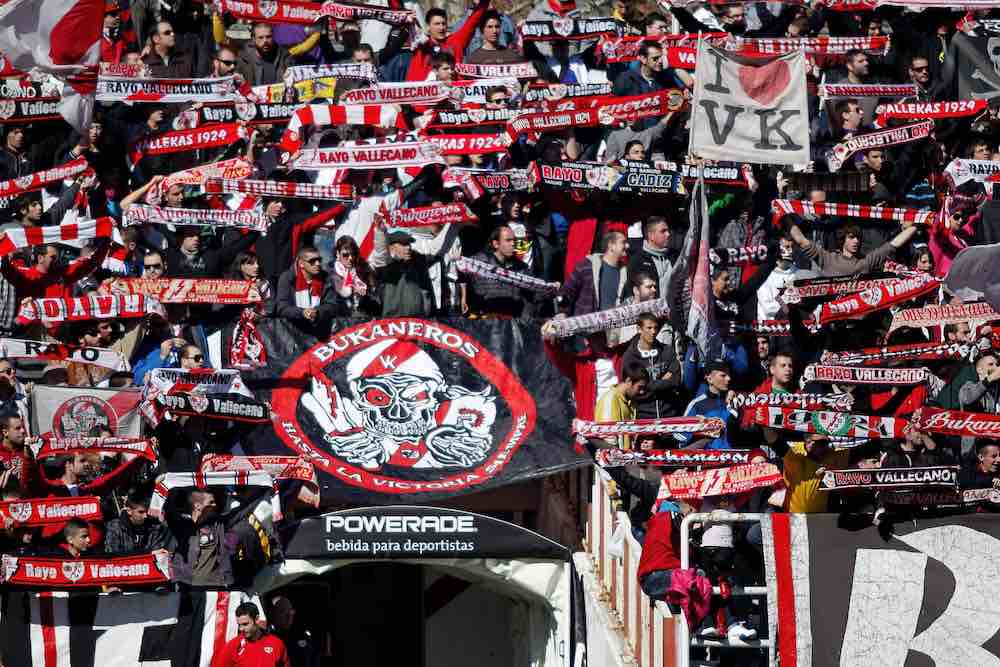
[{"xmin": 738, "ymin": 60, "xmax": 790, "ymax": 107}]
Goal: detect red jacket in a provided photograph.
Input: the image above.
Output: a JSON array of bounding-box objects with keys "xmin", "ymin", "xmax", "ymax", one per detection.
[
  {"xmin": 637, "ymin": 510, "xmax": 682, "ymax": 581},
  {"xmin": 211, "ymin": 633, "xmax": 289, "ymax": 667},
  {"xmin": 404, "ymin": 0, "xmax": 490, "ymax": 81},
  {"xmin": 1, "ymin": 242, "xmax": 110, "ymax": 301},
  {"xmin": 20, "ymin": 452, "xmax": 144, "ymax": 499}
]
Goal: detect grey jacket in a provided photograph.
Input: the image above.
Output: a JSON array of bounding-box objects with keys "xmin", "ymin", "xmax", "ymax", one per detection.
[{"xmin": 236, "ymin": 43, "xmax": 290, "ymax": 86}]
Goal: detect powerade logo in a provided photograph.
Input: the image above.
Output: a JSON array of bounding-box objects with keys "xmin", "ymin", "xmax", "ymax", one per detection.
[{"xmin": 325, "ymin": 515, "xmax": 478, "ymax": 534}]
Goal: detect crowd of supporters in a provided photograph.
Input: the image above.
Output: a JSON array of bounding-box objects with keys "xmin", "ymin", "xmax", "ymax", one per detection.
[{"xmin": 6, "ymin": 0, "xmax": 1000, "ymax": 661}]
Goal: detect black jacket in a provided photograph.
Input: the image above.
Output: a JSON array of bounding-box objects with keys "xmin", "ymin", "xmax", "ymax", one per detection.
[
  {"xmin": 163, "ymin": 229, "xmax": 260, "ymax": 278},
  {"xmin": 375, "ymin": 254, "xmax": 436, "ymax": 317},
  {"xmin": 274, "ymin": 268, "xmax": 346, "ymax": 331},
  {"xmin": 104, "ymin": 512, "xmax": 173, "ymax": 555},
  {"xmin": 464, "ymin": 251, "xmax": 536, "ymax": 319},
  {"xmin": 620, "ymin": 337, "xmax": 683, "ymax": 419}
]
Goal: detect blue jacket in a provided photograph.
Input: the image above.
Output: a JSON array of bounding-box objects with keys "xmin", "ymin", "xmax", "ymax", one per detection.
[
  {"xmin": 677, "ymin": 391, "xmax": 734, "ymax": 450},
  {"xmin": 682, "ymin": 342, "xmax": 749, "ymax": 396}
]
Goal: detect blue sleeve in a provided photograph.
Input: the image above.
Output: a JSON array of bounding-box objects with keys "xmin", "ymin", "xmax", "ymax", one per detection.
[
  {"xmin": 132, "ymin": 348, "xmax": 173, "ymax": 386},
  {"xmin": 726, "ymin": 344, "xmax": 749, "ymax": 377},
  {"xmin": 676, "ymin": 395, "xmax": 700, "ymax": 444},
  {"xmin": 682, "ymin": 342, "xmax": 699, "ymax": 395}
]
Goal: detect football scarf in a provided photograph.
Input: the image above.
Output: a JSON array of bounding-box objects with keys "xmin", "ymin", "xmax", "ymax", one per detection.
[
  {"xmin": 318, "ymin": 0, "xmax": 414, "ymax": 23},
  {"xmin": 0, "ymin": 95, "xmax": 61, "ymax": 124},
  {"xmin": 658, "ymin": 161, "xmax": 751, "ymax": 187},
  {"xmin": 0, "ymin": 496, "xmax": 102, "ymax": 527},
  {"xmin": 817, "ymin": 274, "xmax": 939, "ymax": 324},
  {"xmin": 450, "ymin": 77, "xmax": 520, "ymax": 104},
  {"xmin": 340, "ymin": 81, "xmax": 454, "ymax": 105},
  {"xmin": 0, "ymin": 338, "xmax": 128, "ymax": 371},
  {"xmin": 250, "ymin": 77, "xmax": 337, "ymax": 103},
  {"xmin": 520, "ymin": 17, "xmax": 623, "ymax": 41},
  {"xmin": 521, "ymin": 82, "xmax": 613, "ymax": 104},
  {"xmin": 455, "ymin": 256, "xmax": 561, "ymax": 295},
  {"xmin": 802, "ymin": 364, "xmax": 930, "ymax": 385},
  {"xmin": 229, "ymin": 308, "xmax": 267, "ymax": 371},
  {"xmin": 201, "ymin": 454, "xmax": 318, "ymax": 507},
  {"xmin": 821, "ymin": 341, "xmax": 973, "ymax": 366},
  {"xmin": 424, "ymin": 133, "xmax": 508, "ymax": 155},
  {"xmin": 1, "ymin": 552, "xmax": 173, "ymax": 587},
  {"xmin": 106, "ymin": 278, "xmax": 263, "ymax": 304},
  {"xmin": 0, "ymin": 157, "xmax": 88, "ymax": 198},
  {"xmin": 291, "ymin": 141, "xmax": 444, "ymax": 170},
  {"xmin": 728, "ymin": 391, "xmax": 855, "ymax": 412},
  {"xmin": 294, "ymin": 263, "xmax": 322, "ymax": 308},
  {"xmin": 596, "ymin": 448, "xmax": 756, "ymax": 468},
  {"xmin": 129, "ymin": 123, "xmax": 247, "ymax": 164},
  {"xmin": 771, "ymin": 199, "xmax": 937, "ymax": 226},
  {"xmin": 913, "ymin": 407, "xmax": 1000, "ymax": 438},
  {"xmin": 819, "ymin": 466, "xmax": 959, "ymax": 490},
  {"xmin": 829, "ymin": 121, "xmax": 933, "ymax": 171},
  {"xmin": 882, "ymin": 487, "xmax": 1000, "ymax": 506},
  {"xmin": 545, "ymin": 297, "xmax": 670, "ymax": 337},
  {"xmin": 389, "ymin": 203, "xmax": 478, "ymax": 227},
  {"xmin": 204, "ymin": 178, "xmax": 355, "ymax": 201},
  {"xmin": 889, "ymin": 302, "xmax": 1000, "ymax": 332},
  {"xmin": 502, "ymin": 108, "xmax": 614, "ymax": 145},
  {"xmin": 609, "ymin": 161, "xmax": 685, "ymax": 195},
  {"xmin": 426, "ymin": 106, "xmax": 520, "ymax": 129},
  {"xmin": 154, "ymin": 392, "xmax": 270, "ymax": 423},
  {"xmin": 818, "ymin": 83, "xmax": 919, "ymax": 98},
  {"xmin": 146, "ymin": 157, "xmax": 253, "ymax": 205},
  {"xmin": 723, "ymin": 319, "xmax": 798, "ymax": 336},
  {"xmin": 710, "ymin": 245, "xmax": 769, "ymax": 266},
  {"xmin": 530, "ymin": 161, "xmax": 617, "ymax": 191},
  {"xmin": 733, "ymin": 35, "xmax": 889, "ymax": 55},
  {"xmin": 147, "ymin": 368, "xmax": 252, "ymax": 398},
  {"xmin": 96, "ymin": 75, "xmax": 236, "ymax": 103},
  {"xmin": 441, "ymin": 167, "xmax": 530, "ymax": 200},
  {"xmin": 572, "ymin": 416, "xmax": 725, "ymax": 443},
  {"xmin": 278, "ymin": 103, "xmax": 401, "ymax": 154},
  {"xmin": 123, "ymin": 204, "xmax": 269, "ymax": 233},
  {"xmin": 453, "ymin": 62, "xmax": 538, "ymax": 79},
  {"xmin": 35, "ymin": 436, "xmax": 157, "ymax": 461},
  {"xmin": 780, "ymin": 274, "xmax": 902, "ymax": 304},
  {"xmin": 149, "ymin": 471, "xmax": 280, "ymax": 520},
  {"xmin": 657, "ymin": 463, "xmax": 784, "ymax": 500},
  {"xmin": 597, "ymin": 33, "xmax": 728, "ymax": 63},
  {"xmin": 534, "ymin": 89, "xmax": 687, "ymax": 120},
  {"xmin": 282, "ymin": 63, "xmax": 377, "ymax": 85},
  {"xmin": 15, "ymin": 295, "xmax": 164, "ymax": 326},
  {"xmin": 0, "ymin": 217, "xmax": 116, "ymax": 259},
  {"xmin": 875, "ymin": 100, "xmax": 986, "ymax": 127},
  {"xmin": 751, "ymin": 406, "xmax": 910, "ymax": 439},
  {"xmin": 219, "ymin": 0, "xmax": 321, "ymax": 23},
  {"xmin": 943, "ymin": 158, "xmax": 1000, "ymax": 187}
]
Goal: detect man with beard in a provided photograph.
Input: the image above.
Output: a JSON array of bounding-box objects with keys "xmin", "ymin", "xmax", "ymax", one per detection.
[
  {"xmin": 212, "ymin": 602, "xmax": 289, "ymax": 666},
  {"xmin": 236, "ymin": 23, "xmax": 290, "ymax": 86},
  {"xmin": 0, "ymin": 415, "xmax": 27, "ymax": 481},
  {"xmin": 169, "ymin": 489, "xmax": 236, "ymax": 587}
]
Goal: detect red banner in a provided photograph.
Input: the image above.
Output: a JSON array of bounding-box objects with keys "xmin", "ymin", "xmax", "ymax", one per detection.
[
  {"xmin": 914, "ymin": 407, "xmax": 1000, "ymax": 439},
  {"xmin": 1, "ymin": 551, "xmax": 172, "ymax": 587},
  {"xmin": 0, "ymin": 496, "xmax": 102, "ymax": 527},
  {"xmin": 658, "ymin": 463, "xmax": 783, "ymax": 500},
  {"xmin": 106, "ymin": 278, "xmax": 262, "ymax": 304},
  {"xmin": 818, "ymin": 274, "xmax": 939, "ymax": 324},
  {"xmin": 36, "ymin": 436, "xmax": 157, "ymax": 461}
]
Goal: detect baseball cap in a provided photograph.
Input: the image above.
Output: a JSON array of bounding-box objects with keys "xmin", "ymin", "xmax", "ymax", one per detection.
[
  {"xmin": 386, "ymin": 231, "xmax": 415, "ymax": 246},
  {"xmin": 703, "ymin": 359, "xmax": 731, "ymax": 376}
]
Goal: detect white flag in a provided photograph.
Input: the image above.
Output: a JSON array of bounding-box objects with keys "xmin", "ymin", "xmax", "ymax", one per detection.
[{"xmin": 690, "ymin": 40, "xmax": 809, "ymax": 165}]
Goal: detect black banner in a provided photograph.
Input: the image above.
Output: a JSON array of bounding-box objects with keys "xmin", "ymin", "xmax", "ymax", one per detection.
[
  {"xmin": 765, "ymin": 513, "xmax": 1000, "ymax": 667},
  {"xmin": 283, "ymin": 506, "xmax": 571, "ymax": 560},
  {"xmin": 155, "ymin": 392, "xmax": 270, "ymax": 422},
  {"xmin": 244, "ymin": 318, "xmax": 583, "ymax": 504}
]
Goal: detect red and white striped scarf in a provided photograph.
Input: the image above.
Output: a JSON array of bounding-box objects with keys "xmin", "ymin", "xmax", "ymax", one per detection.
[
  {"xmin": 279, "ymin": 103, "xmax": 402, "ymax": 154},
  {"xmin": 771, "ymin": 199, "xmax": 938, "ymax": 226},
  {"xmin": 129, "ymin": 123, "xmax": 247, "ymax": 164},
  {"xmin": 219, "ymin": 0, "xmax": 321, "ymax": 23},
  {"xmin": 802, "ymin": 364, "xmax": 930, "ymax": 385},
  {"xmin": 658, "ymin": 463, "xmax": 784, "ymax": 500},
  {"xmin": 875, "ymin": 100, "xmax": 986, "ymax": 127},
  {"xmin": 150, "ymin": 471, "xmax": 280, "ymax": 520},
  {"xmin": 818, "ymin": 83, "xmax": 919, "ymax": 98},
  {"xmin": 282, "ymin": 63, "xmax": 377, "ymax": 85},
  {"xmin": 123, "ymin": 204, "xmax": 269, "ymax": 232},
  {"xmin": 201, "ymin": 454, "xmax": 319, "ymax": 507},
  {"xmin": 340, "ymin": 81, "xmax": 454, "ymax": 105},
  {"xmin": 0, "ymin": 157, "xmax": 88, "ymax": 198},
  {"xmin": 455, "ymin": 256, "xmax": 561, "ymax": 295},
  {"xmin": 15, "ymin": 295, "xmax": 165, "ymax": 326},
  {"xmin": 733, "ymin": 36, "xmax": 889, "ymax": 55},
  {"xmin": 389, "ymin": 203, "xmax": 478, "ymax": 227},
  {"xmin": 889, "ymin": 302, "xmax": 1000, "ymax": 332},
  {"xmin": 146, "ymin": 157, "xmax": 253, "ymax": 204},
  {"xmin": 780, "ymin": 275, "xmax": 906, "ymax": 304},
  {"xmin": 291, "ymin": 140, "xmax": 444, "ymax": 171},
  {"xmin": 295, "ymin": 262, "xmax": 322, "ymax": 308},
  {"xmin": 230, "ymin": 308, "xmax": 267, "ymax": 371},
  {"xmin": 0, "ymin": 337, "xmax": 128, "ymax": 371},
  {"xmin": 0, "ymin": 217, "xmax": 115, "ymax": 259},
  {"xmin": 598, "ymin": 33, "xmax": 728, "ymax": 63},
  {"xmin": 36, "ymin": 436, "xmax": 157, "ymax": 461},
  {"xmin": 829, "ymin": 121, "xmax": 933, "ymax": 171},
  {"xmin": 817, "ymin": 273, "xmax": 939, "ymax": 325},
  {"xmin": 319, "ymin": 0, "xmax": 414, "ymax": 23},
  {"xmin": 204, "ymin": 178, "xmax": 354, "ymax": 201},
  {"xmin": 424, "ymin": 133, "xmax": 508, "ymax": 155},
  {"xmin": 96, "ymin": 75, "xmax": 236, "ymax": 103},
  {"xmin": 728, "ymin": 391, "xmax": 855, "ymax": 412},
  {"xmin": 546, "ymin": 297, "xmax": 670, "ymax": 337},
  {"xmin": 107, "ymin": 277, "xmax": 262, "ymax": 304},
  {"xmin": 822, "ymin": 341, "xmax": 973, "ymax": 366}
]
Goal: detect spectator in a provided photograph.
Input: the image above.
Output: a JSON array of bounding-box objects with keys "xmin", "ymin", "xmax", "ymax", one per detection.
[
  {"xmin": 0, "ymin": 415, "xmax": 27, "ymax": 478},
  {"xmin": 405, "ymin": 1, "xmax": 490, "ymax": 82},
  {"xmin": 374, "ymin": 232, "xmax": 436, "ymax": 317},
  {"xmin": 21, "ymin": 443, "xmax": 146, "ymax": 499},
  {"xmin": 621, "ymin": 314, "xmax": 684, "ymax": 420},
  {"xmin": 783, "ymin": 217, "xmax": 917, "ymax": 277},
  {"xmin": 211, "ymin": 602, "xmax": 289, "ymax": 667},
  {"xmin": 466, "ymin": 11, "xmax": 524, "ymax": 65},
  {"xmin": 163, "ymin": 226, "xmax": 260, "ymax": 278},
  {"xmin": 560, "ymin": 231, "xmax": 628, "ymax": 319},
  {"xmin": 1, "ymin": 241, "xmax": 110, "ymax": 302},
  {"xmin": 594, "ymin": 363, "xmax": 649, "ymax": 450},
  {"xmin": 677, "ymin": 360, "xmax": 737, "ymax": 450},
  {"xmin": 168, "ymin": 489, "xmax": 236, "ymax": 588},
  {"xmin": 54, "ymin": 518, "xmax": 92, "ymax": 558},
  {"xmin": 463, "ymin": 225, "xmax": 536, "ymax": 318},
  {"xmin": 236, "ymin": 23, "xmax": 290, "ymax": 86},
  {"xmin": 330, "ymin": 237, "xmax": 375, "ymax": 317},
  {"xmin": 275, "ymin": 246, "xmax": 344, "ymax": 332},
  {"xmin": 627, "ymin": 216, "xmax": 673, "ymax": 296},
  {"xmin": 268, "ymin": 596, "xmax": 320, "ymax": 667},
  {"xmin": 105, "ymin": 492, "xmax": 173, "ymax": 554},
  {"xmin": 959, "ymin": 441, "xmax": 1000, "ymax": 490},
  {"xmin": 780, "ymin": 435, "xmax": 850, "ymax": 513},
  {"xmin": 142, "ymin": 21, "xmax": 195, "ymax": 77},
  {"xmin": 0, "ymin": 362, "xmax": 28, "ymax": 425}
]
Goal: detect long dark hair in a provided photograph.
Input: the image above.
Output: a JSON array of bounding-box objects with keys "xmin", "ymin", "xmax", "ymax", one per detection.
[
  {"xmin": 228, "ymin": 250, "xmax": 259, "ymax": 280},
  {"xmin": 334, "ymin": 236, "xmax": 373, "ymax": 286}
]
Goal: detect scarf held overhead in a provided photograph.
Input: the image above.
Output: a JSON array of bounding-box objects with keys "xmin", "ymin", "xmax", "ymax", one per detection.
[
  {"xmin": 150, "ymin": 471, "xmax": 280, "ymax": 520},
  {"xmin": 96, "ymin": 75, "xmax": 236, "ymax": 103},
  {"xmin": 596, "ymin": 448, "xmax": 755, "ymax": 467},
  {"xmin": 658, "ymin": 463, "xmax": 783, "ymax": 500},
  {"xmin": 455, "ymin": 256, "xmax": 561, "ymax": 295},
  {"xmin": 15, "ymin": 295, "xmax": 165, "ymax": 326},
  {"xmin": 123, "ymin": 204, "xmax": 269, "ymax": 233},
  {"xmin": 204, "ymin": 178, "xmax": 354, "ymax": 201},
  {"xmin": 802, "ymin": 364, "xmax": 930, "ymax": 385},
  {"xmin": 0, "ymin": 217, "xmax": 116, "ymax": 259},
  {"xmin": 291, "ymin": 141, "xmax": 444, "ymax": 170},
  {"xmin": 0, "ymin": 496, "xmax": 102, "ymax": 526},
  {"xmin": 36, "ymin": 436, "xmax": 157, "ymax": 461},
  {"xmin": 771, "ymin": 199, "xmax": 937, "ymax": 226},
  {"xmin": 817, "ymin": 274, "xmax": 939, "ymax": 325},
  {"xmin": 820, "ymin": 466, "xmax": 959, "ymax": 490},
  {"xmin": 106, "ymin": 278, "xmax": 263, "ymax": 304},
  {"xmin": 1, "ymin": 551, "xmax": 173, "ymax": 587},
  {"xmin": 751, "ymin": 406, "xmax": 910, "ymax": 439},
  {"xmin": 828, "ymin": 121, "xmax": 934, "ymax": 171},
  {"xmin": 0, "ymin": 338, "xmax": 128, "ymax": 371},
  {"xmin": 0, "ymin": 157, "xmax": 88, "ymax": 198}
]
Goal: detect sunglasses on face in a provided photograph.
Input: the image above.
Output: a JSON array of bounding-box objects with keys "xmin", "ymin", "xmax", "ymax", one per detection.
[
  {"xmin": 303, "ymin": 257, "xmax": 322, "ymax": 265},
  {"xmin": 185, "ymin": 354, "xmax": 204, "ymax": 362},
  {"xmin": 339, "ymin": 250, "xmax": 354, "ymax": 258},
  {"xmin": 144, "ymin": 263, "xmax": 163, "ymax": 270},
  {"xmin": 216, "ymin": 58, "xmax": 236, "ymax": 66},
  {"xmin": 0, "ymin": 368, "xmax": 14, "ymax": 375}
]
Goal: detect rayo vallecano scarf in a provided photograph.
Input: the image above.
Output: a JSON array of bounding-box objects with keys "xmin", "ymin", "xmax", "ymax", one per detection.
[
  {"xmin": 442, "ymin": 167, "xmax": 530, "ymax": 200},
  {"xmin": 802, "ymin": 364, "xmax": 929, "ymax": 385},
  {"xmin": 230, "ymin": 308, "xmax": 267, "ymax": 371},
  {"xmin": 340, "ymin": 81, "xmax": 455, "ymax": 105},
  {"xmin": 278, "ymin": 103, "xmax": 402, "ymax": 154},
  {"xmin": 154, "ymin": 392, "xmax": 270, "ymax": 423},
  {"xmin": 732, "ymin": 35, "xmax": 889, "ymax": 55},
  {"xmin": 0, "ymin": 157, "xmax": 88, "ymax": 198},
  {"xmin": 453, "ymin": 61, "xmax": 538, "ymax": 79},
  {"xmin": 829, "ymin": 121, "xmax": 933, "ymax": 171},
  {"xmin": 1, "ymin": 552, "xmax": 173, "ymax": 587},
  {"xmin": 728, "ymin": 391, "xmax": 855, "ymax": 412},
  {"xmin": 596, "ymin": 448, "xmax": 754, "ymax": 467},
  {"xmin": 106, "ymin": 278, "xmax": 263, "ymax": 304},
  {"xmin": 389, "ymin": 203, "xmax": 478, "ymax": 227},
  {"xmin": 771, "ymin": 199, "xmax": 938, "ymax": 226},
  {"xmin": 424, "ymin": 133, "xmax": 508, "ymax": 155},
  {"xmin": 817, "ymin": 274, "xmax": 939, "ymax": 324},
  {"xmin": 521, "ymin": 82, "xmax": 613, "ymax": 105},
  {"xmin": 204, "ymin": 177, "xmax": 355, "ymax": 201},
  {"xmin": 889, "ymin": 302, "xmax": 1000, "ymax": 332},
  {"xmin": 882, "ymin": 487, "xmax": 1000, "ymax": 506},
  {"xmin": 0, "ymin": 217, "xmax": 116, "ymax": 259},
  {"xmin": 658, "ymin": 463, "xmax": 783, "ymax": 500},
  {"xmin": 597, "ymin": 32, "xmax": 728, "ymax": 63},
  {"xmin": 15, "ymin": 295, "xmax": 165, "ymax": 326},
  {"xmin": 130, "ymin": 123, "xmax": 247, "ymax": 163},
  {"xmin": 282, "ymin": 63, "xmax": 377, "ymax": 85},
  {"xmin": 96, "ymin": 75, "xmax": 236, "ymax": 103},
  {"xmin": 779, "ymin": 274, "xmax": 902, "ymax": 304},
  {"xmin": 875, "ymin": 100, "xmax": 986, "ymax": 127},
  {"xmin": 751, "ymin": 406, "xmax": 910, "ymax": 439},
  {"xmin": 822, "ymin": 341, "xmax": 973, "ymax": 366},
  {"xmin": 573, "ymin": 416, "xmax": 724, "ymax": 442},
  {"xmin": 0, "ymin": 338, "xmax": 128, "ymax": 371},
  {"xmin": 36, "ymin": 436, "xmax": 157, "ymax": 461},
  {"xmin": 318, "ymin": 0, "xmax": 414, "ymax": 23},
  {"xmin": 819, "ymin": 466, "xmax": 959, "ymax": 490},
  {"xmin": 502, "ymin": 108, "xmax": 614, "ymax": 145},
  {"xmin": 219, "ymin": 0, "xmax": 321, "ymax": 24},
  {"xmin": 147, "ymin": 157, "xmax": 254, "ymax": 204},
  {"xmin": 149, "ymin": 471, "xmax": 280, "ymax": 520},
  {"xmin": 147, "ymin": 367, "xmax": 252, "ymax": 398},
  {"xmin": 426, "ymin": 106, "xmax": 521, "ymax": 129},
  {"xmin": 291, "ymin": 140, "xmax": 444, "ymax": 170},
  {"xmin": 818, "ymin": 83, "xmax": 919, "ymax": 98},
  {"xmin": 710, "ymin": 245, "xmax": 769, "ymax": 265},
  {"xmin": 913, "ymin": 407, "xmax": 1000, "ymax": 439},
  {"xmin": 545, "ymin": 297, "xmax": 670, "ymax": 337},
  {"xmin": 0, "ymin": 496, "xmax": 103, "ymax": 527},
  {"xmin": 123, "ymin": 204, "xmax": 269, "ymax": 233},
  {"xmin": 455, "ymin": 256, "xmax": 561, "ymax": 295},
  {"xmin": 520, "ymin": 17, "xmax": 622, "ymax": 41}
]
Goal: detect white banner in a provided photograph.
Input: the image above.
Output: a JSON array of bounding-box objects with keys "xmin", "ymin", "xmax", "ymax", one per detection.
[{"xmin": 690, "ymin": 41, "xmax": 809, "ymax": 165}]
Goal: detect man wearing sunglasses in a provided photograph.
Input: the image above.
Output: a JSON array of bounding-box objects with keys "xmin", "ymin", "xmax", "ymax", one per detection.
[
  {"xmin": 142, "ymin": 20, "xmax": 194, "ymax": 78},
  {"xmin": 211, "ymin": 45, "xmax": 240, "ymax": 80},
  {"xmin": 275, "ymin": 247, "xmax": 345, "ymax": 334}
]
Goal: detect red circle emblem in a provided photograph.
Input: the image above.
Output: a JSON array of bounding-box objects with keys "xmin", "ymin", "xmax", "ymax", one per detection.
[
  {"xmin": 52, "ymin": 395, "xmax": 119, "ymax": 437},
  {"xmin": 271, "ymin": 318, "xmax": 537, "ymax": 494}
]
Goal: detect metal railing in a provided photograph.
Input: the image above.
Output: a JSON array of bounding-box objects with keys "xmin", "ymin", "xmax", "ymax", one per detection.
[{"xmin": 678, "ymin": 513, "xmax": 773, "ymax": 667}]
